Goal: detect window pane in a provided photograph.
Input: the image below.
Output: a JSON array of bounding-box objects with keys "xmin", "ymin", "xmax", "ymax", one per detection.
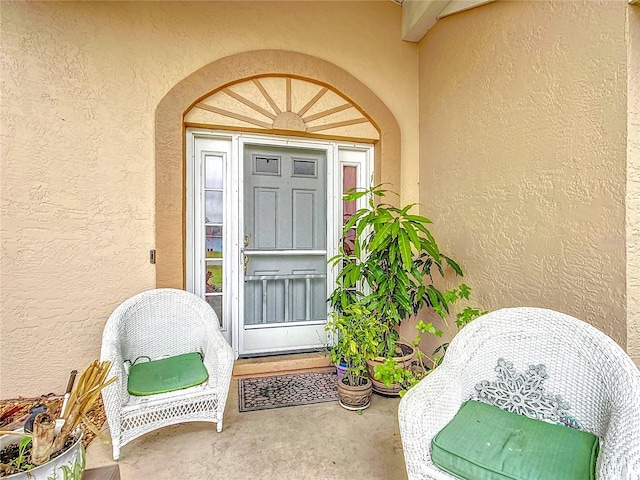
[
  {"xmin": 255, "ymin": 155, "xmax": 280, "ymax": 175},
  {"xmin": 206, "ymin": 226, "xmax": 223, "ymax": 258},
  {"xmin": 205, "ymin": 191, "xmax": 223, "ymax": 224},
  {"xmin": 206, "ymin": 263, "xmax": 223, "ymax": 293},
  {"xmin": 343, "ymin": 165, "xmax": 357, "ymax": 221},
  {"xmin": 343, "ymin": 165, "xmax": 358, "ymax": 255},
  {"xmin": 293, "ymin": 159, "xmax": 316, "ymax": 177},
  {"xmin": 205, "ymin": 154, "xmax": 223, "ymax": 189},
  {"xmin": 206, "ymin": 294, "xmax": 223, "ymax": 327}
]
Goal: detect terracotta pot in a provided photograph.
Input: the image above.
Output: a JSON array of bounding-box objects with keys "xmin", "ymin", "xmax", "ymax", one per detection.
[
  {"xmin": 337, "ymin": 376, "xmax": 372, "ymax": 411},
  {"xmin": 367, "ymin": 342, "xmax": 416, "ymax": 396}
]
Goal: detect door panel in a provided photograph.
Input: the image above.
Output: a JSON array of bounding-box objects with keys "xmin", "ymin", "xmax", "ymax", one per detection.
[
  {"xmin": 241, "ymin": 144, "xmax": 328, "ymax": 354},
  {"xmin": 254, "ymin": 187, "xmax": 278, "ymax": 248}
]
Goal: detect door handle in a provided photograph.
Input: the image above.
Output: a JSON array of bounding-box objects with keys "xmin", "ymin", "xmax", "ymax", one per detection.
[{"xmin": 244, "ymin": 234, "xmax": 250, "ymax": 247}]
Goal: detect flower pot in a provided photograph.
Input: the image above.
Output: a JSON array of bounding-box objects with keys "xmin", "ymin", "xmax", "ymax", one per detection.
[
  {"xmin": 367, "ymin": 342, "xmax": 416, "ymax": 396},
  {"xmin": 0, "ymin": 420, "xmax": 85, "ymax": 480},
  {"xmin": 337, "ymin": 376, "xmax": 372, "ymax": 411}
]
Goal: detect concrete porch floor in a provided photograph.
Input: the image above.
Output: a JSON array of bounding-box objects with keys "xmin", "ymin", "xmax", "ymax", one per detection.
[{"xmin": 85, "ymin": 380, "xmax": 408, "ymax": 480}]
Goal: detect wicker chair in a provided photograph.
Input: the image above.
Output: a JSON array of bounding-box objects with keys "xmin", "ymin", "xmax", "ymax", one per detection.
[
  {"xmin": 398, "ymin": 307, "xmax": 640, "ymax": 480},
  {"xmin": 100, "ymin": 288, "xmax": 234, "ymax": 460}
]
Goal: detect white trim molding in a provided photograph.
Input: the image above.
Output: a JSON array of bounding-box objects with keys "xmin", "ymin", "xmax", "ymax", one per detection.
[{"xmin": 402, "ymin": 0, "xmax": 494, "ymax": 42}]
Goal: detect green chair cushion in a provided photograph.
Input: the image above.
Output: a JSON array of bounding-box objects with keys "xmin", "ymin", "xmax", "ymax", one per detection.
[
  {"xmin": 431, "ymin": 400, "xmax": 600, "ymax": 480},
  {"xmin": 127, "ymin": 352, "xmax": 208, "ymax": 396}
]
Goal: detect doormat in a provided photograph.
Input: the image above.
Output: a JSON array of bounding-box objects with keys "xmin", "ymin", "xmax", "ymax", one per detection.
[{"xmin": 238, "ymin": 371, "xmax": 338, "ymax": 412}]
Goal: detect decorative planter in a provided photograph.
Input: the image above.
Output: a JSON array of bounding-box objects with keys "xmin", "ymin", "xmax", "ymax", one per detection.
[
  {"xmin": 367, "ymin": 342, "xmax": 416, "ymax": 396},
  {"xmin": 0, "ymin": 420, "xmax": 85, "ymax": 480},
  {"xmin": 337, "ymin": 376, "xmax": 373, "ymax": 411}
]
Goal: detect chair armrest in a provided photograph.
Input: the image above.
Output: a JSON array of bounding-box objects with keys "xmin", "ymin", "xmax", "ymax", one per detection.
[
  {"xmin": 597, "ymin": 364, "xmax": 640, "ymax": 479},
  {"xmin": 399, "ymin": 363, "xmax": 465, "ymax": 480},
  {"xmin": 100, "ymin": 340, "xmax": 128, "ymax": 422},
  {"xmin": 200, "ymin": 329, "xmax": 234, "ymax": 390}
]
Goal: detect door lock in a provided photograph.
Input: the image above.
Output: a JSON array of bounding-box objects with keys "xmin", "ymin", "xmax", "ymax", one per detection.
[
  {"xmin": 244, "ymin": 255, "xmax": 249, "ymax": 274},
  {"xmin": 244, "ymin": 234, "xmax": 251, "ymax": 247}
]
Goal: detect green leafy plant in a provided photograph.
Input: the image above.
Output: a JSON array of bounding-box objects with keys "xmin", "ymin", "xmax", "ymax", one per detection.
[
  {"xmin": 374, "ymin": 284, "xmax": 487, "ymax": 395},
  {"xmin": 329, "ymin": 184, "xmax": 463, "ymax": 355},
  {"xmin": 325, "ymin": 303, "xmax": 386, "ymax": 387},
  {"xmin": 11, "ymin": 436, "xmax": 34, "ymax": 471}
]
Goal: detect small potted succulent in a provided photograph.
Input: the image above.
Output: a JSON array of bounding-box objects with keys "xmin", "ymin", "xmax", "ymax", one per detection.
[{"xmin": 325, "ymin": 303, "xmax": 385, "ymax": 410}]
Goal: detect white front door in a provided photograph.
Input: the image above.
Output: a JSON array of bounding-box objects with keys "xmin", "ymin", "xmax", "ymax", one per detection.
[{"xmin": 187, "ymin": 129, "xmax": 372, "ymax": 358}]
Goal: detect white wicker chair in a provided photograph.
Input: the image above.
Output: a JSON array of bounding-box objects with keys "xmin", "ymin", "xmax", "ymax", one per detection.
[
  {"xmin": 100, "ymin": 288, "xmax": 234, "ymax": 460},
  {"xmin": 398, "ymin": 307, "xmax": 640, "ymax": 480}
]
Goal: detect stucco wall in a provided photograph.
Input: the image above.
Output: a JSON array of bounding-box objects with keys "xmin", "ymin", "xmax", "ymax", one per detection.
[
  {"xmin": 629, "ymin": 4, "xmax": 640, "ymax": 365},
  {"xmin": 418, "ymin": 1, "xmax": 630, "ymax": 350},
  {"xmin": 0, "ymin": 1, "xmax": 418, "ymax": 398}
]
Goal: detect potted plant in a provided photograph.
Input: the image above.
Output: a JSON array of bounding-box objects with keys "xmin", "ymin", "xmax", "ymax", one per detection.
[
  {"xmin": 329, "ymin": 184, "xmax": 464, "ymax": 395},
  {"xmin": 325, "ymin": 303, "xmax": 384, "ymax": 410},
  {"xmin": 0, "ymin": 360, "xmax": 114, "ymax": 479},
  {"xmin": 374, "ymin": 284, "xmax": 487, "ymax": 396}
]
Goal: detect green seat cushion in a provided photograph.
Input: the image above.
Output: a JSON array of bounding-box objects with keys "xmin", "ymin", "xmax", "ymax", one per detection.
[
  {"xmin": 127, "ymin": 353, "xmax": 208, "ymax": 396},
  {"xmin": 431, "ymin": 400, "xmax": 599, "ymax": 480}
]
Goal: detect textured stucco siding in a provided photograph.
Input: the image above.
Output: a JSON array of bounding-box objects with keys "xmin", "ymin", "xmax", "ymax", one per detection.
[
  {"xmin": 629, "ymin": 5, "xmax": 640, "ymax": 366},
  {"xmin": 418, "ymin": 1, "xmax": 630, "ymax": 349},
  {"xmin": 0, "ymin": 1, "xmax": 418, "ymax": 398}
]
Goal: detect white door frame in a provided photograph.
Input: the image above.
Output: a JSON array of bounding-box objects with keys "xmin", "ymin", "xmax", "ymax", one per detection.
[{"xmin": 186, "ymin": 128, "xmax": 373, "ymax": 358}]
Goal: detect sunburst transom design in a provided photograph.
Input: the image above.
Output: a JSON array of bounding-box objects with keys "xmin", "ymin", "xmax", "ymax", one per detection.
[{"xmin": 184, "ymin": 76, "xmax": 379, "ymax": 140}]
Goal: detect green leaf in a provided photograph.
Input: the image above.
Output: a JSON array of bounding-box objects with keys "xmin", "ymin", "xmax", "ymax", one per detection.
[
  {"xmin": 368, "ymin": 222, "xmax": 393, "ymax": 252},
  {"xmin": 443, "ymin": 289, "xmax": 458, "ymax": 305},
  {"xmin": 399, "ymin": 203, "xmax": 418, "ymax": 215},
  {"xmin": 403, "ymin": 221, "xmax": 421, "ymax": 248},
  {"xmin": 394, "ymin": 289, "xmax": 412, "ymax": 314},
  {"xmin": 347, "ymin": 264, "xmax": 361, "ymax": 287},
  {"xmin": 442, "ymin": 255, "xmax": 463, "ymax": 276},
  {"xmin": 343, "ymin": 189, "xmax": 369, "ymax": 202},
  {"xmin": 404, "ymin": 214, "xmax": 432, "ymax": 224},
  {"xmin": 354, "ymin": 238, "xmax": 361, "ymax": 258},
  {"xmin": 391, "ymin": 219, "xmax": 400, "ymax": 237},
  {"xmin": 343, "ymin": 209, "xmax": 367, "ymax": 232},
  {"xmin": 421, "ymin": 236, "xmax": 440, "ymax": 260},
  {"xmin": 398, "ymin": 229, "xmax": 413, "ymax": 271},
  {"xmin": 458, "ymin": 283, "xmax": 471, "ymax": 299},
  {"xmin": 370, "ymin": 211, "xmax": 394, "ymax": 224},
  {"xmin": 389, "ymin": 242, "xmax": 397, "ymax": 264},
  {"xmin": 354, "ymin": 212, "xmax": 371, "ymax": 239}
]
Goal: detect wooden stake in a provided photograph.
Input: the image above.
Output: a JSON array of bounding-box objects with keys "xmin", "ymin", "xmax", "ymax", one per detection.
[{"xmin": 31, "ymin": 413, "xmax": 55, "ymax": 466}]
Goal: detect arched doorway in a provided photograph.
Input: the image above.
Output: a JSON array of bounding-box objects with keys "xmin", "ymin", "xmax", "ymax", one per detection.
[{"xmin": 156, "ymin": 50, "xmax": 401, "ymax": 356}]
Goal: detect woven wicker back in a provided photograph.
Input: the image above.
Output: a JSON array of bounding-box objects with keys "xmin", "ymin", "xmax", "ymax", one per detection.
[
  {"xmin": 444, "ymin": 307, "xmax": 640, "ymax": 439},
  {"xmin": 104, "ymin": 288, "xmax": 219, "ymax": 364}
]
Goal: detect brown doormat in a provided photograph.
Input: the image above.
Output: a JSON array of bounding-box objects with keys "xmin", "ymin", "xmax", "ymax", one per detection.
[{"xmin": 238, "ymin": 371, "xmax": 338, "ymax": 412}]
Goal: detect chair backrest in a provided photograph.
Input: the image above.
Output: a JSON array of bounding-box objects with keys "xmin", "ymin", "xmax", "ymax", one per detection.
[
  {"xmin": 103, "ymin": 288, "xmax": 221, "ymax": 363},
  {"xmin": 442, "ymin": 307, "xmax": 640, "ymax": 439}
]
